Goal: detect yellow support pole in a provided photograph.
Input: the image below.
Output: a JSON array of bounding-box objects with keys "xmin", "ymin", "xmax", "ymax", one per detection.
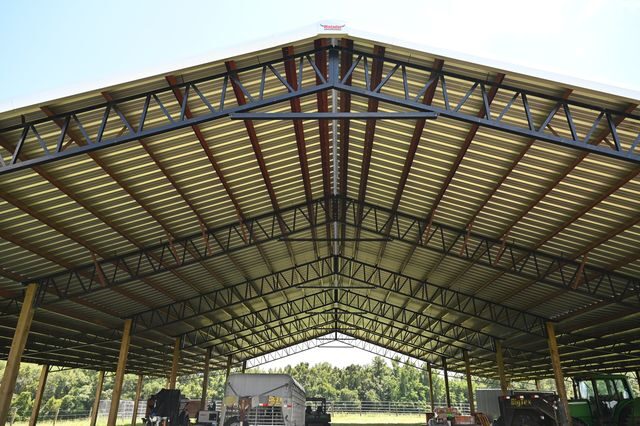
[
  {"xmin": 0, "ymin": 283, "xmax": 38, "ymax": 426},
  {"xmin": 131, "ymin": 374, "xmax": 144, "ymax": 426},
  {"xmin": 225, "ymin": 355, "xmax": 232, "ymax": 382},
  {"xmin": 546, "ymin": 322, "xmax": 572, "ymax": 426},
  {"xmin": 29, "ymin": 364, "xmax": 49, "ymax": 426},
  {"xmin": 463, "ymin": 350, "xmax": 475, "ymax": 414},
  {"xmin": 107, "ymin": 318, "xmax": 133, "ymax": 426},
  {"xmin": 442, "ymin": 356, "xmax": 451, "ymax": 407},
  {"xmin": 427, "ymin": 363, "xmax": 435, "ymax": 412},
  {"xmin": 90, "ymin": 370, "xmax": 105, "ymax": 426},
  {"xmin": 495, "ymin": 340, "xmax": 508, "ymax": 396},
  {"xmin": 201, "ymin": 347, "xmax": 212, "ymax": 410},
  {"xmin": 169, "ymin": 337, "xmax": 181, "ymax": 389}
]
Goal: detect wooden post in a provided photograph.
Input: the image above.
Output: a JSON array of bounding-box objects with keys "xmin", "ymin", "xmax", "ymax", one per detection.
[
  {"xmin": 0, "ymin": 283, "xmax": 38, "ymax": 425},
  {"xmin": 225, "ymin": 354, "xmax": 232, "ymax": 382},
  {"xmin": 169, "ymin": 337, "xmax": 181, "ymax": 389},
  {"xmin": 107, "ymin": 318, "xmax": 133, "ymax": 426},
  {"xmin": 131, "ymin": 374, "xmax": 144, "ymax": 426},
  {"xmin": 241, "ymin": 360, "xmax": 247, "ymax": 373},
  {"xmin": 442, "ymin": 356, "xmax": 451, "ymax": 407},
  {"xmin": 495, "ymin": 340, "xmax": 508, "ymax": 396},
  {"xmin": 201, "ymin": 347, "xmax": 212, "ymax": 410},
  {"xmin": 29, "ymin": 364, "xmax": 49, "ymax": 426},
  {"xmin": 427, "ymin": 362, "xmax": 435, "ymax": 412},
  {"xmin": 463, "ymin": 350, "xmax": 475, "ymax": 414},
  {"xmin": 546, "ymin": 322, "xmax": 572, "ymax": 426},
  {"xmin": 90, "ymin": 370, "xmax": 106, "ymax": 426}
]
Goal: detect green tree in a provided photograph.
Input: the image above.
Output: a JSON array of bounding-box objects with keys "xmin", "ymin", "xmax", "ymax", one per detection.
[{"xmin": 12, "ymin": 391, "xmax": 33, "ymax": 420}]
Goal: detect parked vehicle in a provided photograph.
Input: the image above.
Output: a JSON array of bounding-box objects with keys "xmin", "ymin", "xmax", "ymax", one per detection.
[
  {"xmin": 305, "ymin": 397, "xmax": 331, "ymax": 426},
  {"xmin": 491, "ymin": 374, "xmax": 640, "ymax": 426},
  {"xmin": 220, "ymin": 373, "xmax": 306, "ymax": 426},
  {"xmin": 569, "ymin": 375, "xmax": 639, "ymax": 425}
]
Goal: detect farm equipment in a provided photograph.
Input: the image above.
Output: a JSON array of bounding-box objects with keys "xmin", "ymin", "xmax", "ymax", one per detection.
[
  {"xmin": 495, "ymin": 391, "xmax": 561, "ymax": 425},
  {"xmin": 427, "ymin": 407, "xmax": 481, "ymax": 425},
  {"xmin": 490, "ymin": 374, "xmax": 640, "ymax": 426},
  {"xmin": 568, "ymin": 375, "xmax": 640, "ymax": 425},
  {"xmin": 142, "ymin": 389, "xmax": 190, "ymax": 425},
  {"xmin": 305, "ymin": 397, "xmax": 331, "ymax": 426}
]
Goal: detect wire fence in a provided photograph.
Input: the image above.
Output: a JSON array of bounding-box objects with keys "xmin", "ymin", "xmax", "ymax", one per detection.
[{"xmin": 24, "ymin": 399, "xmax": 469, "ymax": 422}]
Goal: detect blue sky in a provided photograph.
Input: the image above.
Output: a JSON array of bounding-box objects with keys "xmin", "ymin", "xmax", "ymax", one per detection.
[
  {"xmin": 1, "ymin": 0, "xmax": 639, "ymax": 111},
  {"xmin": 1, "ymin": 0, "xmax": 638, "ymax": 369}
]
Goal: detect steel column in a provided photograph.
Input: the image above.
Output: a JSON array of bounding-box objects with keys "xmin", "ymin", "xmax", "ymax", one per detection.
[
  {"xmin": 201, "ymin": 347, "xmax": 212, "ymax": 410},
  {"xmin": 90, "ymin": 370, "xmax": 105, "ymax": 426},
  {"xmin": 463, "ymin": 350, "xmax": 475, "ymax": 414},
  {"xmin": 108, "ymin": 319, "xmax": 132, "ymax": 426},
  {"xmin": 427, "ymin": 362, "xmax": 435, "ymax": 412},
  {"xmin": 442, "ymin": 356, "xmax": 451, "ymax": 407},
  {"xmin": 546, "ymin": 322, "xmax": 572, "ymax": 426},
  {"xmin": 0, "ymin": 283, "xmax": 37, "ymax": 425},
  {"xmin": 131, "ymin": 374, "xmax": 143, "ymax": 426},
  {"xmin": 29, "ymin": 364, "xmax": 49, "ymax": 426},
  {"xmin": 169, "ymin": 337, "xmax": 180, "ymax": 389},
  {"xmin": 241, "ymin": 360, "xmax": 247, "ymax": 373},
  {"xmin": 535, "ymin": 379, "xmax": 541, "ymax": 391},
  {"xmin": 496, "ymin": 340, "xmax": 508, "ymax": 396}
]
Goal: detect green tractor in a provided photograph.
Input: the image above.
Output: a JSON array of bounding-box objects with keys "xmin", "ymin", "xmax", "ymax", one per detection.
[{"xmin": 569, "ymin": 374, "xmax": 640, "ymax": 425}]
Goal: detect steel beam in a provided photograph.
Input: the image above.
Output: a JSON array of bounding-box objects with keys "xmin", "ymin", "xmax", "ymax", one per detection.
[
  {"xmin": 282, "ymin": 45, "xmax": 320, "ymax": 259},
  {"xmin": 131, "ymin": 257, "xmax": 333, "ymax": 331},
  {"xmin": 229, "ymin": 112, "xmax": 438, "ymax": 120},
  {"xmin": 2, "ymin": 46, "xmax": 640, "ymax": 179},
  {"xmin": 337, "ymin": 256, "xmax": 547, "ymax": 336},
  {"xmin": 21, "ymin": 200, "xmax": 320, "ymax": 308},
  {"xmin": 333, "ymin": 45, "xmax": 640, "ymax": 163},
  {"xmin": 13, "ymin": 202, "xmax": 638, "ymax": 316}
]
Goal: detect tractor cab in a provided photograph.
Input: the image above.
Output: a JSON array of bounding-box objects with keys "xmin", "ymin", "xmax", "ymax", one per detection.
[{"xmin": 569, "ymin": 375, "xmax": 638, "ymax": 425}]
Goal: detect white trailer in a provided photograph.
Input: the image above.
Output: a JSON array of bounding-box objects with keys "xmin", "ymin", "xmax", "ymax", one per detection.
[{"xmin": 220, "ymin": 373, "xmax": 306, "ymax": 426}]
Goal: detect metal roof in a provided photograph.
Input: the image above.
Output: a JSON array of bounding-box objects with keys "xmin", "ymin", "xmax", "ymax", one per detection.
[{"xmin": 0, "ymin": 30, "xmax": 639, "ymax": 381}]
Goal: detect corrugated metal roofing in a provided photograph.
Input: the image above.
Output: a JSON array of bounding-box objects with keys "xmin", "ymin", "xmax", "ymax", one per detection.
[{"xmin": 0, "ymin": 33, "xmax": 638, "ymax": 381}]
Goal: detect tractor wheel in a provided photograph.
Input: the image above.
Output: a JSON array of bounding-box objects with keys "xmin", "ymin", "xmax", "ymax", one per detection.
[{"xmin": 618, "ymin": 408, "xmax": 635, "ymax": 426}]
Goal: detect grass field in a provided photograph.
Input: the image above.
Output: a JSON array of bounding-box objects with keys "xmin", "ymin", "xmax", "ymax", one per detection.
[
  {"xmin": 332, "ymin": 412, "xmax": 425, "ymax": 424},
  {"xmin": 10, "ymin": 413, "xmax": 426, "ymax": 425}
]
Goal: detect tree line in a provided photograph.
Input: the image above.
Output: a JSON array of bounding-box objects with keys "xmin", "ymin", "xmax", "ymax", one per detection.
[{"xmin": 4, "ymin": 358, "xmax": 638, "ymax": 421}]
